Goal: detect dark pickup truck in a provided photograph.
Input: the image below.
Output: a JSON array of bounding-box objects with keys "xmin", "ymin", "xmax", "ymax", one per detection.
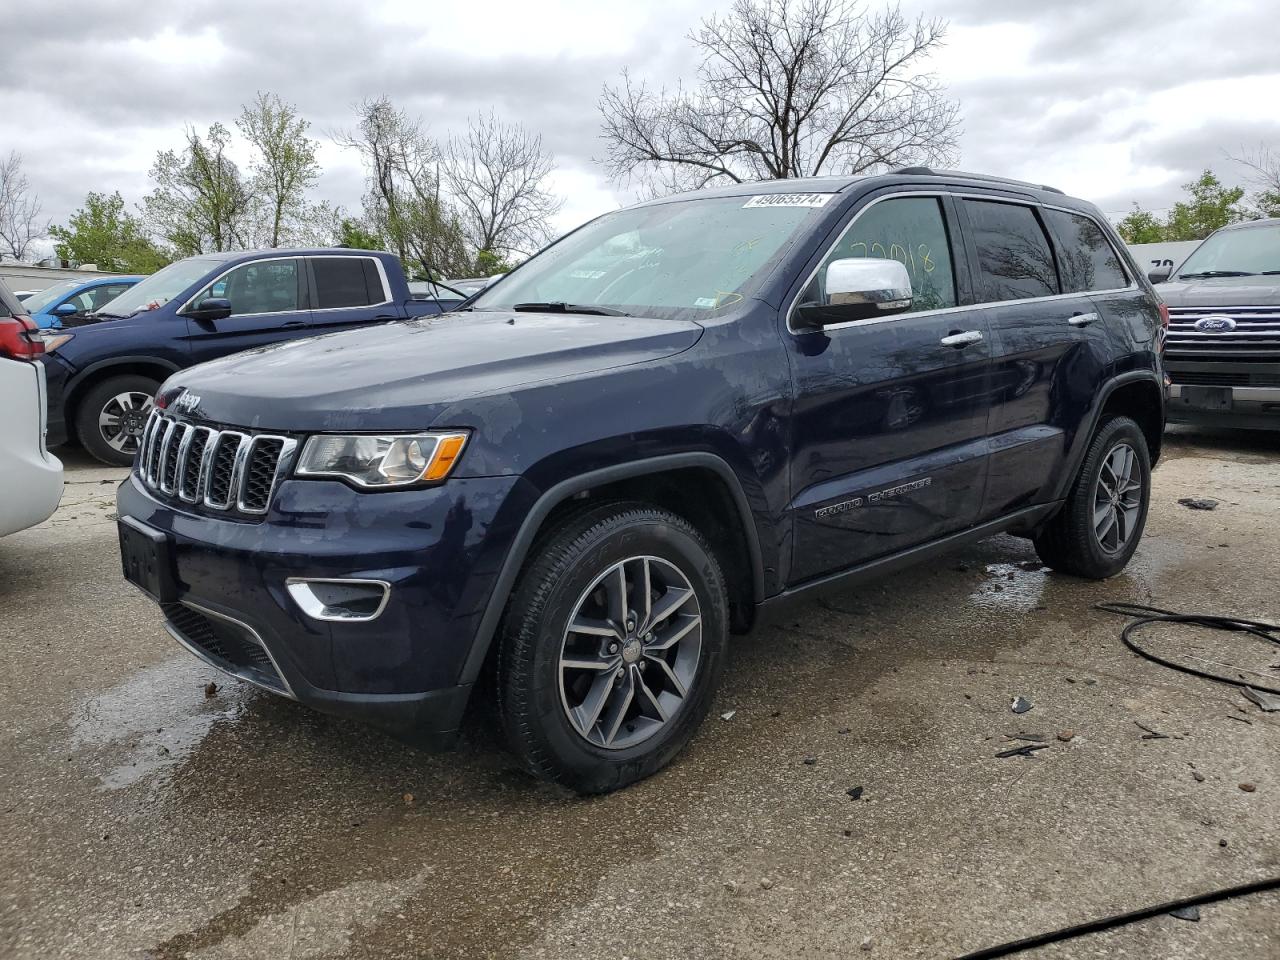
[
  {"xmin": 1152, "ymin": 218, "xmax": 1280, "ymax": 428},
  {"xmin": 40, "ymin": 248, "xmax": 462, "ymax": 464},
  {"xmin": 117, "ymin": 170, "xmax": 1166, "ymax": 793}
]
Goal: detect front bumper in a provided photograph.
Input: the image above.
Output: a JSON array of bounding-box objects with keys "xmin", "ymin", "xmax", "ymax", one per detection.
[
  {"xmin": 1167, "ymin": 383, "xmax": 1280, "ymax": 429},
  {"xmin": 117, "ymin": 470, "xmax": 533, "ymax": 747}
]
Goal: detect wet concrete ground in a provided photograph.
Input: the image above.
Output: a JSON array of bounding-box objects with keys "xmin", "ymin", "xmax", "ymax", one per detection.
[{"xmin": 2, "ymin": 428, "xmax": 1278, "ymax": 960}]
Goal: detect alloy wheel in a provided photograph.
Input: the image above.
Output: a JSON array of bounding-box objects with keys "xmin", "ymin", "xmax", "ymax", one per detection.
[
  {"xmin": 98, "ymin": 391, "xmax": 154, "ymax": 455},
  {"xmin": 1092, "ymin": 442, "xmax": 1142, "ymax": 553},
  {"xmin": 558, "ymin": 555, "xmax": 702, "ymax": 750}
]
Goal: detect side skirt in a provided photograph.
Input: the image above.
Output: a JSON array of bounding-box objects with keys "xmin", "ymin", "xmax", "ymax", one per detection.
[{"xmin": 755, "ymin": 502, "xmax": 1061, "ymax": 621}]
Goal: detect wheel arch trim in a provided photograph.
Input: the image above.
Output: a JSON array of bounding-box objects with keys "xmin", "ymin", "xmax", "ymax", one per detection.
[
  {"xmin": 1052, "ymin": 369, "xmax": 1164, "ymax": 502},
  {"xmin": 457, "ymin": 452, "xmax": 766, "ymax": 686},
  {"xmin": 65, "ymin": 356, "xmax": 182, "ymax": 406}
]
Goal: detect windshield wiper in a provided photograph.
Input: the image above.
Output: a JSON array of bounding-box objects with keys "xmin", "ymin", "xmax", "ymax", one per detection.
[
  {"xmin": 1177, "ymin": 270, "xmax": 1256, "ymax": 279},
  {"xmin": 511, "ymin": 301, "xmax": 630, "ymax": 317},
  {"xmin": 1259, "ymin": 270, "xmax": 1280, "ymax": 275}
]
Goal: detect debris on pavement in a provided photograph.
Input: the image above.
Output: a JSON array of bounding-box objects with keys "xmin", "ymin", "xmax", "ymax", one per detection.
[
  {"xmin": 1135, "ymin": 721, "xmax": 1169, "ymax": 740},
  {"xmin": 1239, "ymin": 783, "xmax": 1257, "ymax": 793},
  {"xmin": 403, "ymin": 793, "xmax": 414, "ymax": 805},
  {"xmin": 759, "ymin": 877, "xmax": 774, "ymax": 890},
  {"xmin": 802, "ymin": 756, "xmax": 817, "ymax": 765},
  {"xmin": 846, "ymin": 786, "xmax": 864, "ymax": 800},
  {"xmin": 1005, "ymin": 732, "xmax": 1048, "ymax": 742},
  {"xmin": 203, "ymin": 682, "xmax": 217, "ymax": 698},
  {"xmin": 1177, "ymin": 498, "xmax": 1219, "ymax": 510},
  {"xmin": 720, "ymin": 710, "xmax": 736, "ymax": 721},
  {"xmin": 1169, "ymin": 905, "xmax": 1201, "ymax": 922},
  {"xmin": 1011, "ymin": 696, "xmax": 1032, "ymax": 714},
  {"xmin": 1192, "ymin": 771, "xmax": 1206, "ymax": 783},
  {"xmin": 995, "ymin": 743, "xmax": 1050, "ymax": 759},
  {"xmin": 1057, "ymin": 730, "xmax": 1075, "ymax": 742},
  {"xmin": 1242, "ymin": 687, "xmax": 1280, "ymax": 711}
]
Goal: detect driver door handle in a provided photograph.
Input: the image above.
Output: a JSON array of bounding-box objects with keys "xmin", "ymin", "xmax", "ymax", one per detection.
[
  {"xmin": 282, "ymin": 320, "xmax": 307, "ymax": 328},
  {"xmin": 1068, "ymin": 312, "xmax": 1099, "ymax": 327},
  {"xmin": 940, "ymin": 330, "xmax": 983, "ymax": 348}
]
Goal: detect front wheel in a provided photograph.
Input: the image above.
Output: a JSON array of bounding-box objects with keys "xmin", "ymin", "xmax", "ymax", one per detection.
[
  {"xmin": 74, "ymin": 375, "xmax": 159, "ymax": 466},
  {"xmin": 496, "ymin": 502, "xmax": 728, "ymax": 793},
  {"xmin": 1034, "ymin": 415, "xmax": 1151, "ymax": 579}
]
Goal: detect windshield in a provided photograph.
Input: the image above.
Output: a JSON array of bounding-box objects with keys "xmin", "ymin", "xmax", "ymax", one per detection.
[
  {"xmin": 22, "ymin": 280, "xmax": 81, "ymax": 314},
  {"xmin": 98, "ymin": 258, "xmax": 218, "ymax": 316},
  {"xmin": 1177, "ymin": 223, "xmax": 1280, "ymax": 278},
  {"xmin": 469, "ymin": 194, "xmax": 834, "ymax": 320}
]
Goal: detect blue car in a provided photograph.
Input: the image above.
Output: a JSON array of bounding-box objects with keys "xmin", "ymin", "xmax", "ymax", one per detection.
[{"xmin": 22, "ymin": 275, "xmax": 143, "ymax": 329}]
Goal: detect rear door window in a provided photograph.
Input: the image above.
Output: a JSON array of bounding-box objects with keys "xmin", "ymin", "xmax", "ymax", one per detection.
[
  {"xmin": 963, "ymin": 200, "xmax": 1060, "ymax": 302},
  {"xmin": 311, "ymin": 257, "xmax": 386, "ymax": 309},
  {"xmin": 1043, "ymin": 208, "xmax": 1129, "ymax": 293}
]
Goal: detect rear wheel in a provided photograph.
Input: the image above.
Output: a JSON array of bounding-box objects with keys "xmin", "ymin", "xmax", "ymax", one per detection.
[
  {"xmin": 496, "ymin": 502, "xmax": 728, "ymax": 793},
  {"xmin": 1034, "ymin": 415, "xmax": 1151, "ymax": 579},
  {"xmin": 74, "ymin": 375, "xmax": 159, "ymax": 466}
]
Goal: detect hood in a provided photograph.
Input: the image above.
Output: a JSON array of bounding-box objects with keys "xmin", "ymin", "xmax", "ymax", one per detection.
[
  {"xmin": 163, "ymin": 311, "xmax": 703, "ymax": 431},
  {"xmin": 1157, "ymin": 275, "xmax": 1280, "ymax": 308}
]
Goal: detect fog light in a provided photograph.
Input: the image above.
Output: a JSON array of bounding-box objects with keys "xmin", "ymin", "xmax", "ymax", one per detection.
[{"xmin": 286, "ymin": 578, "xmax": 390, "ymax": 622}]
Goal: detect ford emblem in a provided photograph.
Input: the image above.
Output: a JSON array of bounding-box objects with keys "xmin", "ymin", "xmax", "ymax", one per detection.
[{"xmin": 1195, "ymin": 315, "xmax": 1237, "ymax": 332}]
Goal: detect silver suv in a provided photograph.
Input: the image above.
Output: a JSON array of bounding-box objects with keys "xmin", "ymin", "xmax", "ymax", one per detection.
[{"xmin": 1154, "ymin": 218, "xmax": 1280, "ymax": 428}]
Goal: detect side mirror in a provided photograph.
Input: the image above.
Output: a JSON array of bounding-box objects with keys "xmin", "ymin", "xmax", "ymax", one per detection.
[
  {"xmin": 183, "ymin": 297, "xmax": 232, "ymax": 321},
  {"xmin": 794, "ymin": 258, "xmax": 913, "ymax": 331},
  {"xmin": 1147, "ymin": 265, "xmax": 1172, "ymax": 284},
  {"xmin": 53, "ymin": 302, "xmax": 79, "ymax": 317}
]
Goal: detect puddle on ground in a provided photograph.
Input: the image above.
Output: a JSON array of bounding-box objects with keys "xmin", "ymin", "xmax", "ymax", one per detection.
[
  {"xmin": 68, "ymin": 655, "xmax": 252, "ymax": 790},
  {"xmin": 969, "ymin": 562, "xmax": 1049, "ymax": 612}
]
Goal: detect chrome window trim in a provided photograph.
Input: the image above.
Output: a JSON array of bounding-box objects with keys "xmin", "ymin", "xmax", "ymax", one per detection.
[
  {"xmin": 176, "ymin": 255, "xmax": 308, "ymax": 318},
  {"xmin": 785, "ymin": 189, "xmax": 1136, "ymax": 335},
  {"xmin": 306, "ymin": 255, "xmax": 394, "ymax": 311},
  {"xmin": 164, "ymin": 599, "xmax": 296, "ymax": 699}
]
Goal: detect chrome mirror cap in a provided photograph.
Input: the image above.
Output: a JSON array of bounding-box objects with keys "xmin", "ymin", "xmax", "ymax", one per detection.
[{"xmin": 825, "ymin": 257, "xmax": 914, "ymax": 311}]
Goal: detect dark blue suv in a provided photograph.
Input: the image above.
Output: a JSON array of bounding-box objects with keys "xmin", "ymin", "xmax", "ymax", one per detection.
[
  {"xmin": 117, "ymin": 170, "xmax": 1167, "ymax": 792},
  {"xmin": 40, "ymin": 248, "xmax": 460, "ymax": 465}
]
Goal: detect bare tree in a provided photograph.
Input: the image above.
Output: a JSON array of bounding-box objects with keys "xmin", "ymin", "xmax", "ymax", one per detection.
[
  {"xmin": 442, "ymin": 111, "xmax": 563, "ymax": 268},
  {"xmin": 1230, "ymin": 144, "xmax": 1280, "ymax": 218},
  {"xmin": 0, "ymin": 151, "xmax": 48, "ymax": 261},
  {"xmin": 598, "ymin": 0, "xmax": 960, "ymax": 194},
  {"xmin": 237, "ymin": 92, "xmax": 321, "ymax": 247},
  {"xmin": 335, "ymin": 97, "xmax": 470, "ymax": 277}
]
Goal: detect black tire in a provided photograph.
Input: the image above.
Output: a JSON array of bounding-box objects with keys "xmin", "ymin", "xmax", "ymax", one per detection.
[
  {"xmin": 496, "ymin": 501, "xmax": 728, "ymax": 794},
  {"xmin": 74, "ymin": 374, "xmax": 160, "ymax": 466},
  {"xmin": 1034, "ymin": 415, "xmax": 1151, "ymax": 579}
]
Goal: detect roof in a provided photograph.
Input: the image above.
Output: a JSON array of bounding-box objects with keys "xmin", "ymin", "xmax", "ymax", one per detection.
[
  {"xmin": 639, "ymin": 166, "xmax": 1081, "ymax": 208},
  {"xmin": 198, "ymin": 247, "xmax": 389, "ymax": 263},
  {"xmin": 1216, "ymin": 217, "xmax": 1280, "ymax": 232}
]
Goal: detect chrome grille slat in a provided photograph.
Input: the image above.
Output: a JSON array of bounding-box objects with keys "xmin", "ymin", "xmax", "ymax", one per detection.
[
  {"xmin": 136, "ymin": 411, "xmax": 292, "ymax": 518},
  {"xmin": 1165, "ymin": 306, "xmax": 1280, "ymax": 358}
]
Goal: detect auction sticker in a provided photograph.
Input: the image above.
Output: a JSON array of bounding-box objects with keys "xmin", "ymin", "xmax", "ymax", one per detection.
[{"xmin": 743, "ymin": 193, "xmax": 834, "ymax": 208}]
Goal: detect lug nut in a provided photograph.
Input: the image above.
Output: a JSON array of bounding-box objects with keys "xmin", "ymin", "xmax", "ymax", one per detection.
[{"xmin": 608, "ymin": 642, "xmax": 619, "ymax": 654}]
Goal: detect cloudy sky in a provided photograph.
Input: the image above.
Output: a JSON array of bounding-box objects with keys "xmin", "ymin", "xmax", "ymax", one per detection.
[{"xmin": 4, "ymin": 0, "xmax": 1279, "ymax": 254}]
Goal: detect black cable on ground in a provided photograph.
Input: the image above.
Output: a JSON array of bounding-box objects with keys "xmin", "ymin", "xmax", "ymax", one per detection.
[
  {"xmin": 953, "ymin": 875, "xmax": 1280, "ymax": 959},
  {"xmin": 1095, "ymin": 601, "xmax": 1280, "ymax": 696},
  {"xmin": 952, "ymin": 601, "xmax": 1280, "ymax": 958}
]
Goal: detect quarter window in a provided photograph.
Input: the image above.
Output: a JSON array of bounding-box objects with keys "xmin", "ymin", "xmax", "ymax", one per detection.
[
  {"xmin": 800, "ymin": 196, "xmax": 958, "ymax": 313},
  {"xmin": 1044, "ymin": 209, "xmax": 1129, "ymax": 293},
  {"xmin": 312, "ymin": 257, "xmax": 386, "ymax": 309},
  {"xmin": 963, "ymin": 200, "xmax": 1059, "ymax": 303},
  {"xmin": 194, "ymin": 260, "xmax": 300, "ymax": 315}
]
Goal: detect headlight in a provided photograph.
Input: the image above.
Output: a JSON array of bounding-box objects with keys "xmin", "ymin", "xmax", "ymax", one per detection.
[
  {"xmin": 296, "ymin": 432, "xmax": 468, "ymax": 488},
  {"xmin": 41, "ymin": 332, "xmax": 74, "ymax": 353}
]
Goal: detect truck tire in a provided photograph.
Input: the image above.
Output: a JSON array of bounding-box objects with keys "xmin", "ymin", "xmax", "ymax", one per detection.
[
  {"xmin": 1034, "ymin": 415, "xmax": 1151, "ymax": 579},
  {"xmin": 74, "ymin": 375, "xmax": 159, "ymax": 466},
  {"xmin": 496, "ymin": 501, "xmax": 728, "ymax": 793}
]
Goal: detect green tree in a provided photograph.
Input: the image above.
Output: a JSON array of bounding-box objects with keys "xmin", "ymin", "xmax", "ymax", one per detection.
[
  {"xmin": 473, "ymin": 248, "xmax": 512, "ymax": 275},
  {"xmin": 236, "ymin": 92, "xmax": 321, "ymax": 247},
  {"xmin": 336, "ymin": 217, "xmax": 384, "ymax": 251},
  {"xmin": 50, "ymin": 191, "xmax": 169, "ymax": 273},
  {"xmin": 143, "ymin": 122, "xmax": 253, "ymax": 255},
  {"xmin": 1163, "ymin": 170, "xmax": 1248, "ymax": 241},
  {"xmin": 1115, "ymin": 204, "xmax": 1165, "ymax": 244}
]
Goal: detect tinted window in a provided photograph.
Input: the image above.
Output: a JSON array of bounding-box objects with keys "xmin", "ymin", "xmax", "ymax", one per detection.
[
  {"xmin": 1044, "ymin": 209, "xmax": 1128, "ymax": 292},
  {"xmin": 964, "ymin": 200, "xmax": 1059, "ymax": 302},
  {"xmin": 195, "ymin": 260, "xmax": 299, "ymax": 315},
  {"xmin": 313, "ymin": 257, "xmax": 384, "ymax": 309},
  {"xmin": 801, "ymin": 196, "xmax": 957, "ymax": 313}
]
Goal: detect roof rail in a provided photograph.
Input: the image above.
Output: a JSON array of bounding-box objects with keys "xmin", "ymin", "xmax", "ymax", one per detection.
[{"xmin": 890, "ymin": 166, "xmax": 1065, "ymax": 196}]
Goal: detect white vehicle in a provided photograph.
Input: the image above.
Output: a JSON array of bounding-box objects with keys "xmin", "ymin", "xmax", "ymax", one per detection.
[{"xmin": 0, "ymin": 282, "xmax": 62, "ymax": 537}]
